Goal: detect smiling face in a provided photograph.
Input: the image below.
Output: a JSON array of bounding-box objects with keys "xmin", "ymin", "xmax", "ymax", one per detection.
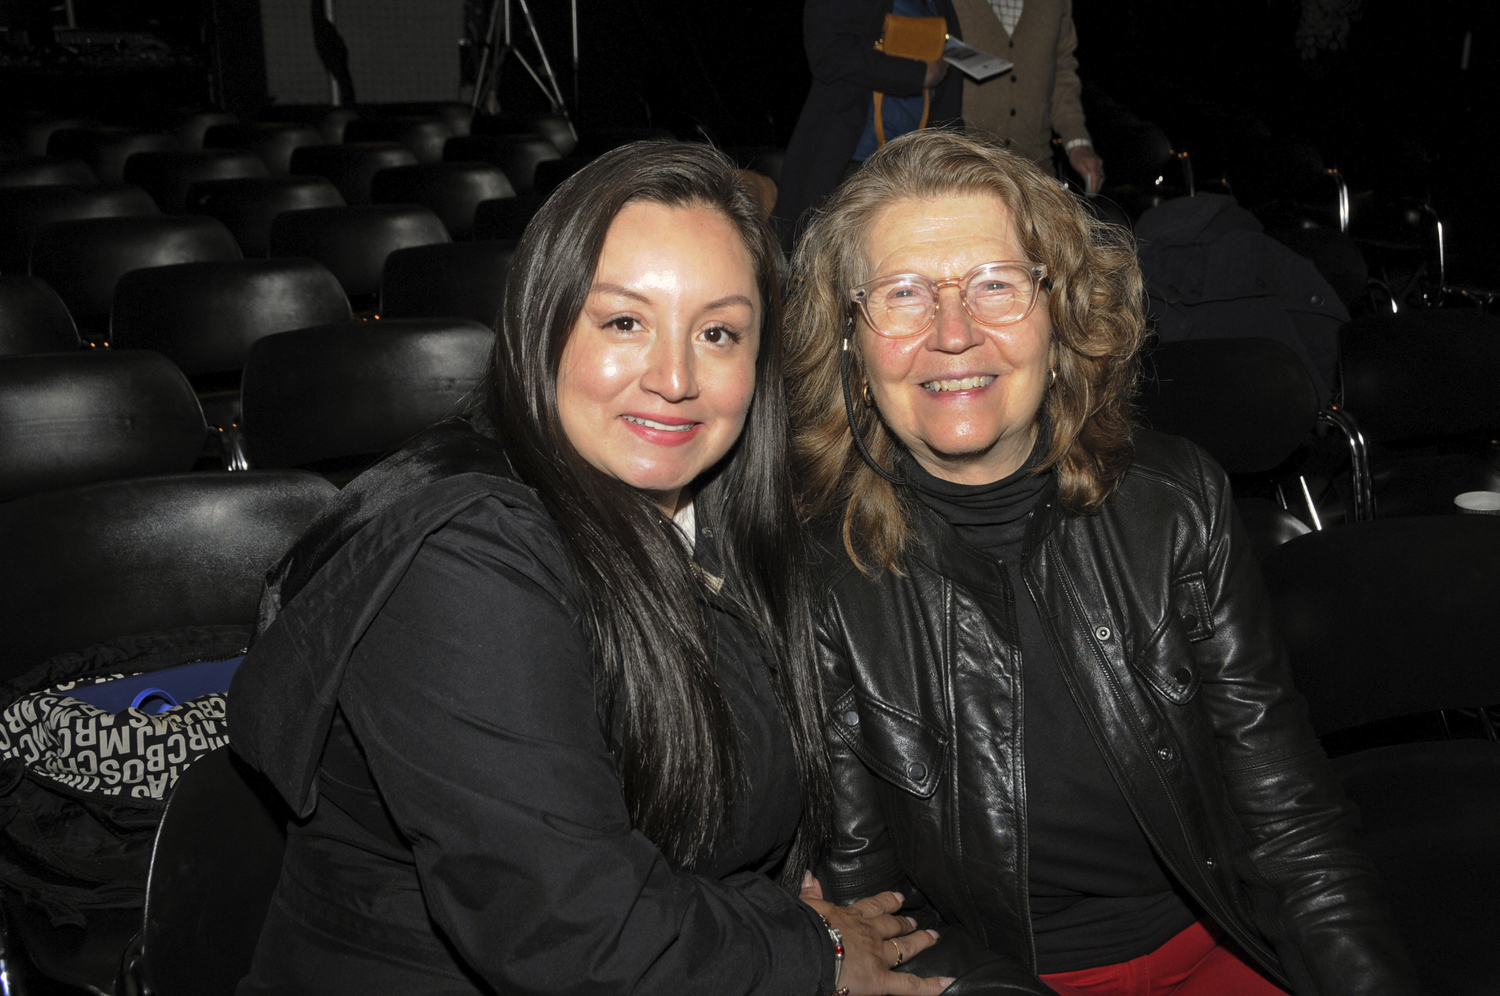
[
  {"xmin": 556, "ymin": 199, "xmax": 761, "ymax": 513},
  {"xmin": 858, "ymin": 193, "xmax": 1052, "ymax": 485}
]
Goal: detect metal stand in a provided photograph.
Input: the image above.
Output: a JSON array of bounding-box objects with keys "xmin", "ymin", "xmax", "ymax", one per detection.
[{"xmin": 471, "ymin": 0, "xmax": 578, "ymax": 121}]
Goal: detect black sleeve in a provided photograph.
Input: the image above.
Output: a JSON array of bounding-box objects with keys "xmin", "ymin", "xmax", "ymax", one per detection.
[
  {"xmin": 1188, "ymin": 452, "xmax": 1420, "ymax": 995},
  {"xmin": 804, "ymin": 0, "xmax": 931, "ymax": 97},
  {"xmin": 338, "ymin": 497, "xmax": 831, "ymax": 995}
]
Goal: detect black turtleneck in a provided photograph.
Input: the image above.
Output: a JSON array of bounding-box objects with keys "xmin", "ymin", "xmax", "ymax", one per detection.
[{"xmin": 907, "ymin": 455, "xmax": 1197, "ymax": 974}]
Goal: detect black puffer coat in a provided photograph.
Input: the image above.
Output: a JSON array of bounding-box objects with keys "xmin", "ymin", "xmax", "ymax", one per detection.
[{"xmin": 813, "ymin": 431, "xmax": 1418, "ymax": 995}]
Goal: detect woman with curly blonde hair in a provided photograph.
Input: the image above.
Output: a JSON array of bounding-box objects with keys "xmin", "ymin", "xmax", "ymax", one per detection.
[{"xmin": 788, "ymin": 130, "xmax": 1416, "ymax": 996}]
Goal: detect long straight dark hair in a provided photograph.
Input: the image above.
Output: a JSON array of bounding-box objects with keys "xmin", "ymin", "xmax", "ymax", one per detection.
[{"xmin": 483, "ymin": 142, "xmax": 829, "ymax": 883}]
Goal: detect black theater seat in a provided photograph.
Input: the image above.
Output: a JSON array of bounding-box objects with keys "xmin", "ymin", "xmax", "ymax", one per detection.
[
  {"xmin": 380, "ymin": 240, "xmax": 516, "ymax": 325},
  {"xmin": 1262, "ymin": 517, "xmax": 1500, "ymax": 995},
  {"xmin": 205, "ymin": 122, "xmax": 324, "ymax": 176},
  {"xmin": 0, "ymin": 350, "xmax": 207, "ymax": 502},
  {"xmin": 257, "ymin": 105, "xmax": 361, "ymax": 144},
  {"xmin": 111, "ymin": 258, "xmax": 351, "ymax": 378},
  {"xmin": 0, "ymin": 183, "xmax": 159, "ymax": 272},
  {"xmin": 185, "ymin": 175, "xmax": 346, "ymax": 257},
  {"xmin": 289, "ymin": 143, "xmax": 419, "ymax": 205},
  {"xmin": 528, "ymin": 114, "xmax": 577, "ymax": 156},
  {"xmin": 121, "ymin": 746, "xmax": 290, "ymax": 996},
  {"xmin": 267, "ymin": 204, "xmax": 448, "ymax": 304},
  {"xmin": 28, "ymin": 215, "xmax": 241, "ymax": 335},
  {"xmin": 370, "ymin": 162, "xmax": 513, "ymax": 239},
  {"xmin": 443, "ymin": 134, "xmax": 560, "ymax": 196},
  {"xmin": 344, "ymin": 116, "xmax": 454, "ymax": 164},
  {"xmin": 172, "ymin": 110, "xmax": 238, "ymax": 151},
  {"xmin": 0, "ymin": 470, "xmax": 336, "ymax": 673},
  {"xmin": 0, "ymin": 156, "xmax": 97, "ymax": 188},
  {"xmin": 1340, "ymin": 311, "xmax": 1500, "ymax": 517},
  {"xmin": 473, "ymin": 194, "xmax": 543, "ymax": 240},
  {"xmin": 533, "ymin": 156, "xmax": 591, "ymax": 198},
  {"xmin": 0, "ymin": 275, "xmax": 79, "ymax": 356},
  {"xmin": 46, "ymin": 127, "xmax": 179, "ymax": 184},
  {"xmin": 123, "ymin": 149, "xmax": 270, "ymax": 214},
  {"xmin": 239, "ymin": 318, "xmax": 491, "ymax": 475},
  {"xmin": 377, "ymin": 102, "xmax": 473, "ymax": 138},
  {"xmin": 20, "ymin": 117, "xmax": 95, "ymax": 157},
  {"xmin": 572, "ymin": 127, "xmax": 675, "ymax": 159}
]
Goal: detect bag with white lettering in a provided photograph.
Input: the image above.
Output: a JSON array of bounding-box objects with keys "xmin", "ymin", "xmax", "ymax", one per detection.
[{"xmin": 0, "ymin": 626, "xmax": 247, "ymax": 927}]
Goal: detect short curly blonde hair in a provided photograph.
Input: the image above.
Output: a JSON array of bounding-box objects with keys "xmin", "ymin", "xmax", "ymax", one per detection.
[{"xmin": 787, "ymin": 130, "xmax": 1146, "ymax": 574}]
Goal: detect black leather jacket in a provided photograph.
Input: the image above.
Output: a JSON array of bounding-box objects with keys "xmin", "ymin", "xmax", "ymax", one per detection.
[{"xmin": 813, "ymin": 432, "xmax": 1418, "ymax": 996}]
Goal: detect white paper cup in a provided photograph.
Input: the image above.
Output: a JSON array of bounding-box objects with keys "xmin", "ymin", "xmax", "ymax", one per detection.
[{"xmin": 1454, "ymin": 491, "xmax": 1500, "ymax": 515}]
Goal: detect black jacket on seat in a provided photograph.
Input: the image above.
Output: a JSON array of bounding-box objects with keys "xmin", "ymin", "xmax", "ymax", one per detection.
[{"xmin": 813, "ymin": 431, "xmax": 1418, "ymax": 995}]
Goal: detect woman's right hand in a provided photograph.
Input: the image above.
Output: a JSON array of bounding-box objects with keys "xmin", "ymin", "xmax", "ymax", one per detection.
[{"xmin": 801, "ymin": 874, "xmax": 955, "ymax": 995}]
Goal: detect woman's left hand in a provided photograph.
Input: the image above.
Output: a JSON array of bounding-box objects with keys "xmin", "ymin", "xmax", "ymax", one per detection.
[{"xmin": 800, "ymin": 873, "xmax": 954, "ymax": 995}]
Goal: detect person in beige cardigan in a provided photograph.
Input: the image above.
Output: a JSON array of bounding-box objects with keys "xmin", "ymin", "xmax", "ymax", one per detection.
[{"xmin": 950, "ymin": 0, "xmax": 1106, "ymax": 193}]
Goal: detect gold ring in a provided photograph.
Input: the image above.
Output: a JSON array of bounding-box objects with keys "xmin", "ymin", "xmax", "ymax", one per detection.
[{"xmin": 890, "ymin": 938, "xmax": 904, "ymax": 968}]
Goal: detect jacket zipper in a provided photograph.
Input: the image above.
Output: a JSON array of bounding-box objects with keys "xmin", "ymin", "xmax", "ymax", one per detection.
[
  {"xmin": 1003, "ymin": 566, "xmax": 1039, "ymax": 975},
  {"xmin": 1036, "ymin": 551, "xmax": 1285, "ymax": 983}
]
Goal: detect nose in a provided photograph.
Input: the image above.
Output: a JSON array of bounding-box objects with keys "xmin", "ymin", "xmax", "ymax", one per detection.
[
  {"xmin": 925, "ymin": 285, "xmax": 984, "ymax": 354},
  {"xmin": 639, "ymin": 329, "xmax": 699, "ymax": 402}
]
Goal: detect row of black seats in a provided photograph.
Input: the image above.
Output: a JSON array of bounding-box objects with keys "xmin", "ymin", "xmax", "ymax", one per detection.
[{"xmin": 0, "ymin": 317, "xmax": 491, "ymax": 504}]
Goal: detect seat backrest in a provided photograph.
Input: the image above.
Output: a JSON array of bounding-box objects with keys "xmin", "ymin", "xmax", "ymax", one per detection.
[
  {"xmin": 0, "ymin": 350, "xmax": 206, "ymax": 502},
  {"xmin": 267, "ymin": 204, "xmax": 449, "ymax": 300},
  {"xmin": 533, "ymin": 156, "xmax": 590, "ymax": 199},
  {"xmin": 172, "ymin": 110, "xmax": 237, "ymax": 151},
  {"xmin": 204, "ymin": 121, "xmax": 324, "ymax": 176},
  {"xmin": 572, "ymin": 127, "xmax": 676, "ymax": 159},
  {"xmin": 0, "ymin": 183, "xmax": 159, "ymax": 271},
  {"xmin": 22, "ymin": 117, "xmax": 96, "ymax": 158},
  {"xmin": 1234, "ymin": 496, "xmax": 1312, "ymax": 563},
  {"xmin": 47, "ymin": 127, "xmax": 179, "ymax": 184},
  {"xmin": 184, "ymin": 175, "xmax": 346, "ymax": 257},
  {"xmin": 288, "ymin": 142, "xmax": 419, "ymax": 205},
  {"xmin": 0, "ymin": 274, "xmax": 79, "ymax": 356},
  {"xmin": 369, "ymin": 162, "xmax": 513, "ymax": 239},
  {"xmin": 0, "ymin": 156, "xmax": 97, "ymax": 187},
  {"xmin": 380, "ymin": 240, "xmax": 516, "ymax": 325},
  {"xmin": 134, "ymin": 745, "xmax": 288, "ymax": 996},
  {"xmin": 473, "ymin": 193, "xmax": 543, "ymax": 240},
  {"xmin": 343, "ymin": 116, "xmax": 454, "ymax": 164},
  {"xmin": 240, "ymin": 317, "xmax": 492, "ymax": 468},
  {"xmin": 529, "ymin": 114, "xmax": 576, "ymax": 156},
  {"xmin": 122, "ymin": 149, "xmax": 269, "ymax": 214},
  {"xmin": 1340, "ymin": 311, "xmax": 1500, "ymax": 442},
  {"xmin": 111, "ymin": 258, "xmax": 352, "ymax": 375},
  {"xmin": 1261, "ymin": 516, "xmax": 1500, "ymax": 736},
  {"xmin": 1137, "ymin": 337, "xmax": 1320, "ymax": 474},
  {"xmin": 28, "ymin": 215, "xmax": 242, "ymax": 330},
  {"xmin": 254, "ymin": 105, "xmax": 360, "ymax": 144},
  {"xmin": 443, "ymin": 134, "xmax": 561, "ymax": 195},
  {"xmin": 0, "ymin": 469, "xmax": 335, "ymax": 674}
]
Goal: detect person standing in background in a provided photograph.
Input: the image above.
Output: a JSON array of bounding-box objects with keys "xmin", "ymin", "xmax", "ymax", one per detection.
[
  {"xmin": 772, "ymin": 0, "xmax": 964, "ymax": 253},
  {"xmin": 950, "ymin": 0, "xmax": 1105, "ymax": 193}
]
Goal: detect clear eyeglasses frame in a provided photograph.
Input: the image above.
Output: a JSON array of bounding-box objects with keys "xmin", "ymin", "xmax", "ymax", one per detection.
[{"xmin": 848, "ymin": 260, "xmax": 1050, "ymax": 339}]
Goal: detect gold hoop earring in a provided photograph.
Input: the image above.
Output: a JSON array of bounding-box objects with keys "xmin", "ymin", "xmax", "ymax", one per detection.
[
  {"xmin": 862, "ymin": 382, "xmax": 874, "ymax": 406},
  {"xmin": 1049, "ymin": 367, "xmax": 1058, "ymax": 388}
]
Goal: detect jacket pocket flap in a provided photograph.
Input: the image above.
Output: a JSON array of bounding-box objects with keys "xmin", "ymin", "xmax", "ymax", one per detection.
[
  {"xmin": 1171, "ymin": 574, "xmax": 1214, "ymax": 642},
  {"xmin": 831, "ymin": 688, "xmax": 946, "ymax": 798}
]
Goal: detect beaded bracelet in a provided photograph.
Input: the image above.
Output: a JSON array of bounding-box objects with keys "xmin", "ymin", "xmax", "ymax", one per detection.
[{"xmin": 817, "ymin": 913, "xmax": 848, "ymax": 996}]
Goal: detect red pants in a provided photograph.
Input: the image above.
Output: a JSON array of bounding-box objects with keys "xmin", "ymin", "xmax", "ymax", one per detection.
[{"xmin": 1040, "ymin": 921, "xmax": 1290, "ymax": 996}]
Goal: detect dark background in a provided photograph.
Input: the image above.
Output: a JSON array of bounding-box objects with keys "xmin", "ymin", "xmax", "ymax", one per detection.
[{"xmin": 3, "ymin": 0, "xmax": 1494, "ymax": 281}]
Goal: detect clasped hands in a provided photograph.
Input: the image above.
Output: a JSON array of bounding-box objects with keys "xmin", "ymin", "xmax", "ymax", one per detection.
[{"xmin": 801, "ymin": 873, "xmax": 955, "ymax": 995}]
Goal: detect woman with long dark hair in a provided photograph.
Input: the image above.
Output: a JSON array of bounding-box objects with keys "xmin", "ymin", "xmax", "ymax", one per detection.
[{"xmin": 229, "ymin": 142, "xmax": 952, "ymax": 995}]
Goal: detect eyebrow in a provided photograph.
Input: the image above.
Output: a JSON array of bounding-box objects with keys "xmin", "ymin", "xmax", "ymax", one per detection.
[{"xmin": 589, "ymin": 284, "xmax": 756, "ymax": 313}]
